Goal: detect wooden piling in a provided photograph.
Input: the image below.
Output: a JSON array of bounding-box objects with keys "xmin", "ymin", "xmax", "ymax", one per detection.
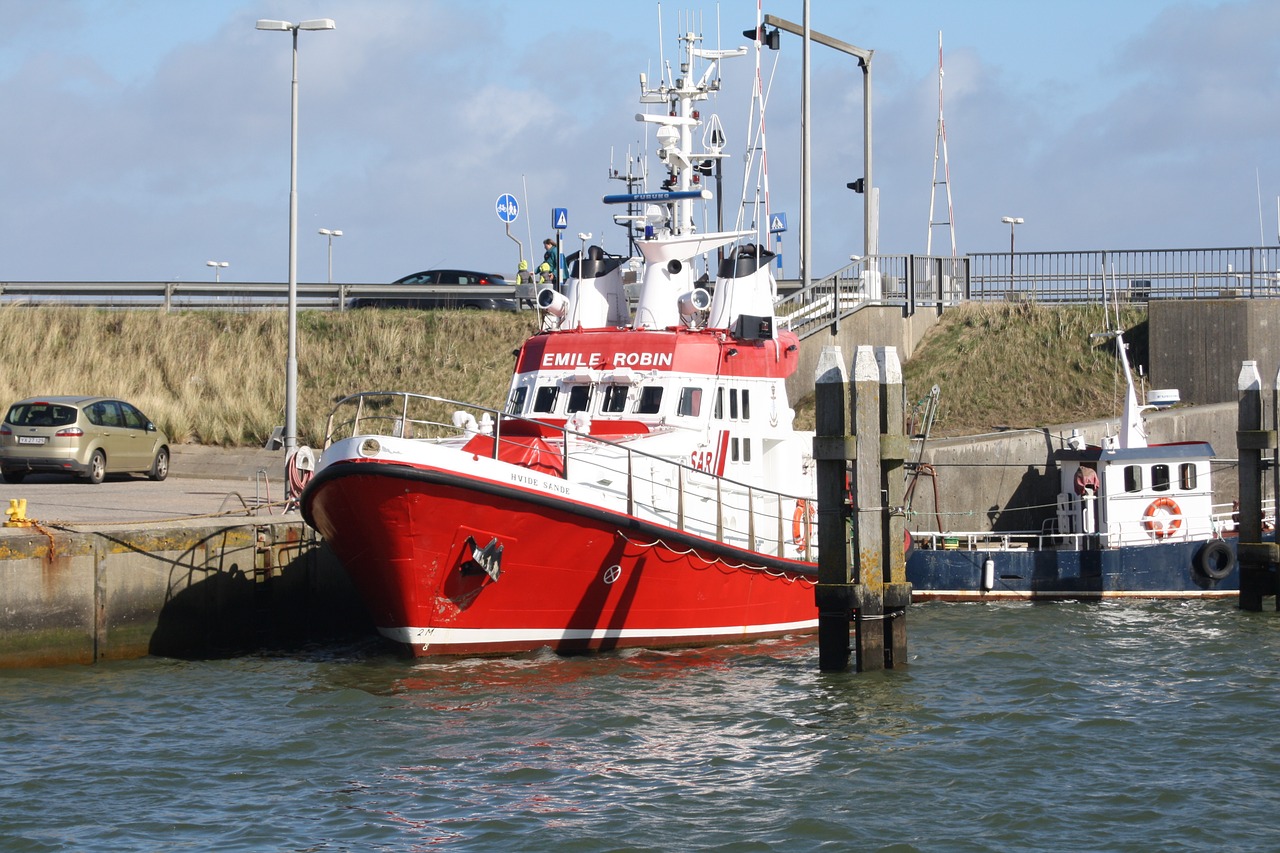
[
  {"xmin": 812, "ymin": 344, "xmax": 910, "ymax": 672},
  {"xmin": 1236, "ymin": 360, "xmax": 1278, "ymax": 610},
  {"xmin": 876, "ymin": 348, "xmax": 911, "ymax": 668},
  {"xmin": 813, "ymin": 346, "xmax": 853, "ymax": 672}
]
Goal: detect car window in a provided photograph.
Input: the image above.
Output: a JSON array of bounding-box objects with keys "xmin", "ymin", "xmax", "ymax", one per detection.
[
  {"xmin": 7, "ymin": 403, "xmax": 77, "ymax": 427},
  {"xmin": 438, "ymin": 272, "xmax": 463, "ymax": 285},
  {"xmin": 120, "ymin": 403, "xmax": 147, "ymax": 430},
  {"xmin": 88, "ymin": 401, "xmax": 124, "ymax": 428}
]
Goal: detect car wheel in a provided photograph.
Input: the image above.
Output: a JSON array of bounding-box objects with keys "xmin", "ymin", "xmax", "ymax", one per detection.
[
  {"xmin": 85, "ymin": 450, "xmax": 106, "ymax": 485},
  {"xmin": 149, "ymin": 447, "xmax": 170, "ymax": 482},
  {"xmin": 1, "ymin": 469, "xmax": 25, "ymax": 484}
]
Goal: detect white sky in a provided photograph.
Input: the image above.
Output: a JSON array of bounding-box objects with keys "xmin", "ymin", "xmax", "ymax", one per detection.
[{"xmin": 0, "ymin": 0, "xmax": 1273, "ymax": 283}]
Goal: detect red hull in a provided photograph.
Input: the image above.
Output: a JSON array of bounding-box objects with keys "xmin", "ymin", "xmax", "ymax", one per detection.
[{"xmin": 303, "ymin": 461, "xmax": 818, "ymax": 656}]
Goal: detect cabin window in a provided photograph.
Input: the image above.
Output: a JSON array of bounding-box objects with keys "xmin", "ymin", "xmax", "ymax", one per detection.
[
  {"xmin": 741, "ymin": 389, "xmax": 751, "ymax": 420},
  {"xmin": 566, "ymin": 385, "xmax": 592, "ymax": 414},
  {"xmin": 742, "ymin": 437, "xmax": 752, "ymax": 462},
  {"xmin": 506, "ymin": 386, "xmax": 528, "ymax": 415},
  {"xmin": 533, "ymin": 386, "xmax": 559, "ymax": 414},
  {"xmin": 1124, "ymin": 465, "xmax": 1143, "ymax": 493},
  {"xmin": 602, "ymin": 385, "xmax": 629, "ymax": 413},
  {"xmin": 677, "ymin": 387, "xmax": 702, "ymax": 417},
  {"xmin": 729, "ymin": 389, "xmax": 740, "ymax": 419},
  {"xmin": 636, "ymin": 386, "xmax": 663, "ymax": 414},
  {"xmin": 1151, "ymin": 464, "xmax": 1171, "ymax": 492},
  {"xmin": 1179, "ymin": 463, "xmax": 1197, "ymax": 490},
  {"xmin": 731, "ymin": 437, "xmax": 740, "ymax": 462},
  {"xmin": 714, "ymin": 387, "xmax": 724, "ymax": 419}
]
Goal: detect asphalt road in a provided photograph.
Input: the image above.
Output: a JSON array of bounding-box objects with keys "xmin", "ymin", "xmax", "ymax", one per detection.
[{"xmin": 0, "ymin": 473, "xmax": 295, "ymax": 530}]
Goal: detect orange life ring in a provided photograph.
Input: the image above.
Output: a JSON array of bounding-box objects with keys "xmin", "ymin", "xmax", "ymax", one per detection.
[
  {"xmin": 1143, "ymin": 496, "xmax": 1183, "ymax": 539},
  {"xmin": 792, "ymin": 499, "xmax": 816, "ymax": 554}
]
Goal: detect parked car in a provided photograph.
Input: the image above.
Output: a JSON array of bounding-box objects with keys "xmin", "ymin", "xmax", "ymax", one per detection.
[
  {"xmin": 348, "ymin": 269, "xmax": 520, "ymax": 311},
  {"xmin": 0, "ymin": 396, "xmax": 169, "ymax": 484}
]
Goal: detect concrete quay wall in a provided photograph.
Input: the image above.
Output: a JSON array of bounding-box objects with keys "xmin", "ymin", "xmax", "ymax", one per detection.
[
  {"xmin": 907, "ymin": 402, "xmax": 1240, "ymax": 534},
  {"xmin": 0, "ymin": 518, "xmax": 370, "ymax": 668}
]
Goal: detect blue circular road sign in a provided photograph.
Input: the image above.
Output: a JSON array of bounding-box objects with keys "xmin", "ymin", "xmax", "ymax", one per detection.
[{"xmin": 496, "ymin": 193, "xmax": 519, "ymax": 223}]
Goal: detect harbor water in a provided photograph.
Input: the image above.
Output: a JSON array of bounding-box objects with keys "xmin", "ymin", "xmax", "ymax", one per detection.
[{"xmin": 4, "ymin": 600, "xmax": 1279, "ymax": 852}]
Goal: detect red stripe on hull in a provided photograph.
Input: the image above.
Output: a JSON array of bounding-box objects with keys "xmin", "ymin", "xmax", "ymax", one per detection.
[{"xmin": 305, "ymin": 466, "xmax": 817, "ymax": 657}]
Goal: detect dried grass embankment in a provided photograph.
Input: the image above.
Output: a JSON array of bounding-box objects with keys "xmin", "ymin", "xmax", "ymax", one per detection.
[
  {"xmin": 0, "ymin": 302, "xmax": 1144, "ymax": 447},
  {"xmin": 0, "ymin": 306, "xmax": 539, "ymax": 447}
]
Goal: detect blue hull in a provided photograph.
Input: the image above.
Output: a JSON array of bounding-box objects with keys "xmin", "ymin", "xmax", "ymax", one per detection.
[{"xmin": 907, "ymin": 537, "xmax": 1240, "ymax": 601}]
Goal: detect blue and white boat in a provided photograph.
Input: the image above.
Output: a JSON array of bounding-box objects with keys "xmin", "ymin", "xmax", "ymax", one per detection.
[{"xmin": 906, "ymin": 324, "xmax": 1263, "ymax": 601}]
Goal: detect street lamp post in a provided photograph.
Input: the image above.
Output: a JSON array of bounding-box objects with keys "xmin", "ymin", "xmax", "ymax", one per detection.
[
  {"xmin": 256, "ymin": 17, "xmax": 336, "ymax": 476},
  {"xmin": 318, "ymin": 228, "xmax": 343, "ymax": 284},
  {"xmin": 205, "ymin": 261, "xmax": 228, "ymax": 282},
  {"xmin": 1001, "ymin": 216, "xmax": 1023, "ymax": 289}
]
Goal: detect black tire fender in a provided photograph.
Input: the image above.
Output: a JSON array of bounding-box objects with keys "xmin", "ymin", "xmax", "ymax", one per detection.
[{"xmin": 1194, "ymin": 539, "xmax": 1234, "ymax": 581}]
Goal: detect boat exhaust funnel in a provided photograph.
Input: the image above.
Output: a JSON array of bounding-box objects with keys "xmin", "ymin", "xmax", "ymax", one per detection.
[
  {"xmin": 564, "ymin": 246, "xmax": 629, "ymax": 328},
  {"xmin": 708, "ymin": 243, "xmax": 777, "ymax": 333}
]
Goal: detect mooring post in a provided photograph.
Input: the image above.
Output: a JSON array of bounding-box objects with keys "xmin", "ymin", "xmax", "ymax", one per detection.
[
  {"xmin": 813, "ymin": 346, "xmax": 854, "ymax": 672},
  {"xmin": 1236, "ymin": 360, "xmax": 1277, "ymax": 611},
  {"xmin": 877, "ymin": 347, "xmax": 911, "ymax": 667},
  {"xmin": 850, "ymin": 346, "xmax": 886, "ymax": 671}
]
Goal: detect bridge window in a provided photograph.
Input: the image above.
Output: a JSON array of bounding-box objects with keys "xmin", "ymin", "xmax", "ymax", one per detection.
[
  {"xmin": 1152, "ymin": 464, "xmax": 1171, "ymax": 492},
  {"xmin": 533, "ymin": 386, "xmax": 559, "ymax": 414},
  {"xmin": 741, "ymin": 389, "xmax": 751, "ymax": 420},
  {"xmin": 1124, "ymin": 465, "xmax": 1143, "ymax": 493},
  {"xmin": 506, "ymin": 387, "xmax": 527, "ymax": 415},
  {"xmin": 729, "ymin": 389, "xmax": 739, "ymax": 419},
  {"xmin": 1179, "ymin": 463, "xmax": 1197, "ymax": 490},
  {"xmin": 567, "ymin": 386, "xmax": 592, "ymax": 414},
  {"xmin": 602, "ymin": 385, "xmax": 629, "ymax": 413},
  {"xmin": 714, "ymin": 387, "xmax": 724, "ymax": 419},
  {"xmin": 677, "ymin": 387, "xmax": 702, "ymax": 417},
  {"xmin": 636, "ymin": 386, "xmax": 663, "ymax": 415}
]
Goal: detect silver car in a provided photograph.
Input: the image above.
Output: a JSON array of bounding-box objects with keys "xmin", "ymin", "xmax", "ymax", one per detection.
[{"xmin": 0, "ymin": 396, "xmax": 170, "ymax": 484}]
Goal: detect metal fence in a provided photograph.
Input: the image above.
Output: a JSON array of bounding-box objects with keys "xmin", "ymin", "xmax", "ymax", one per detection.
[
  {"xmin": 5, "ymin": 246, "xmax": 1279, "ymax": 323},
  {"xmin": 0, "ymin": 281, "xmax": 530, "ymax": 311}
]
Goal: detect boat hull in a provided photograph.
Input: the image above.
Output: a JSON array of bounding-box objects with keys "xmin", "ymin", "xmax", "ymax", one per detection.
[
  {"xmin": 303, "ymin": 460, "xmax": 818, "ymax": 656},
  {"xmin": 907, "ymin": 538, "xmax": 1240, "ymax": 602}
]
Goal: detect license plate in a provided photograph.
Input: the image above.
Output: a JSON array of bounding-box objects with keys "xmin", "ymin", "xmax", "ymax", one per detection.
[{"xmin": 17, "ymin": 436, "xmax": 46, "ymax": 445}]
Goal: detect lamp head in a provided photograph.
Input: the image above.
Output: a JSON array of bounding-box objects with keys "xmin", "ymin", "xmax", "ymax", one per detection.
[
  {"xmin": 255, "ymin": 19, "xmax": 291, "ymax": 31},
  {"xmin": 298, "ymin": 19, "xmax": 336, "ymax": 31}
]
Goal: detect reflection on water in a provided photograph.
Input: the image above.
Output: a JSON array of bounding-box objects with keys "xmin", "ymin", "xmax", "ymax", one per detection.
[{"xmin": 3, "ymin": 603, "xmax": 1280, "ymax": 851}]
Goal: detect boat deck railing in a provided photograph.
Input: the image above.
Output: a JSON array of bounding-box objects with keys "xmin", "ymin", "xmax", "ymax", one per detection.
[
  {"xmin": 321, "ymin": 391, "xmax": 817, "ymax": 563},
  {"xmin": 910, "ymin": 501, "xmax": 1275, "ymax": 551}
]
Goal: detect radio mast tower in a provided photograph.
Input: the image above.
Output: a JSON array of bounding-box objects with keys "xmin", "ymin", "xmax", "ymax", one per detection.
[{"xmin": 926, "ymin": 31, "xmax": 956, "ymax": 258}]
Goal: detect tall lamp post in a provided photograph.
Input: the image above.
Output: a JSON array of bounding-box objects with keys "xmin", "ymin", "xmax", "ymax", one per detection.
[
  {"xmin": 256, "ymin": 17, "xmax": 336, "ymax": 473},
  {"xmin": 205, "ymin": 261, "xmax": 228, "ymax": 282},
  {"xmin": 318, "ymin": 228, "xmax": 343, "ymax": 284},
  {"xmin": 1001, "ymin": 216, "xmax": 1023, "ymax": 289}
]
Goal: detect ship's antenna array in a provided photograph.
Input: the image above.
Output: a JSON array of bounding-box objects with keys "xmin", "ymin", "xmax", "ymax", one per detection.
[{"xmin": 926, "ymin": 31, "xmax": 957, "ymax": 258}]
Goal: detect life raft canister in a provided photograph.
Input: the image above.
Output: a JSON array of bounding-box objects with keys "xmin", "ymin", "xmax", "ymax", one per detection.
[
  {"xmin": 1143, "ymin": 496, "xmax": 1183, "ymax": 539},
  {"xmin": 792, "ymin": 500, "xmax": 816, "ymax": 555}
]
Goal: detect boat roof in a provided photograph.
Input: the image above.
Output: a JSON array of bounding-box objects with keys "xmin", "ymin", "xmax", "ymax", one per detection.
[{"xmin": 1054, "ymin": 441, "xmax": 1215, "ymax": 463}]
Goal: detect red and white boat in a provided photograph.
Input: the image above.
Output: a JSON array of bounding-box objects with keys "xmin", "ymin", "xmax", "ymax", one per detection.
[{"xmin": 301, "ymin": 28, "xmax": 820, "ymax": 656}]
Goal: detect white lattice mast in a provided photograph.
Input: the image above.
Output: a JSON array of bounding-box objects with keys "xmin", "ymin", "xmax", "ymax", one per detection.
[{"xmin": 926, "ymin": 31, "xmax": 956, "ymax": 258}]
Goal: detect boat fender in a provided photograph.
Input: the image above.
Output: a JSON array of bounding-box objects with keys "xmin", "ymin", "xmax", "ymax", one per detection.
[
  {"xmin": 1142, "ymin": 497, "xmax": 1183, "ymax": 539},
  {"xmin": 982, "ymin": 558, "xmax": 995, "ymax": 591},
  {"xmin": 451, "ymin": 410, "xmax": 479, "ymax": 434},
  {"xmin": 1194, "ymin": 539, "xmax": 1234, "ymax": 581},
  {"xmin": 791, "ymin": 500, "xmax": 816, "ymax": 555}
]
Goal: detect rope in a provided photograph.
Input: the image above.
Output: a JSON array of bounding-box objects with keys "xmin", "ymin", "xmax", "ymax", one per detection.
[{"xmin": 617, "ymin": 530, "xmax": 815, "ymax": 584}]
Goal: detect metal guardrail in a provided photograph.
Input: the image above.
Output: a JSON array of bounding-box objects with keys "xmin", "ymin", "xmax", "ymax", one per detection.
[
  {"xmin": 6, "ymin": 246, "xmax": 1279, "ymax": 325},
  {"xmin": 0, "ymin": 281, "xmax": 534, "ymax": 311}
]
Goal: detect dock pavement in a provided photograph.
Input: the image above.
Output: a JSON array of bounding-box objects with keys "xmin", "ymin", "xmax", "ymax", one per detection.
[{"xmin": 0, "ymin": 445, "xmax": 297, "ymax": 530}]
